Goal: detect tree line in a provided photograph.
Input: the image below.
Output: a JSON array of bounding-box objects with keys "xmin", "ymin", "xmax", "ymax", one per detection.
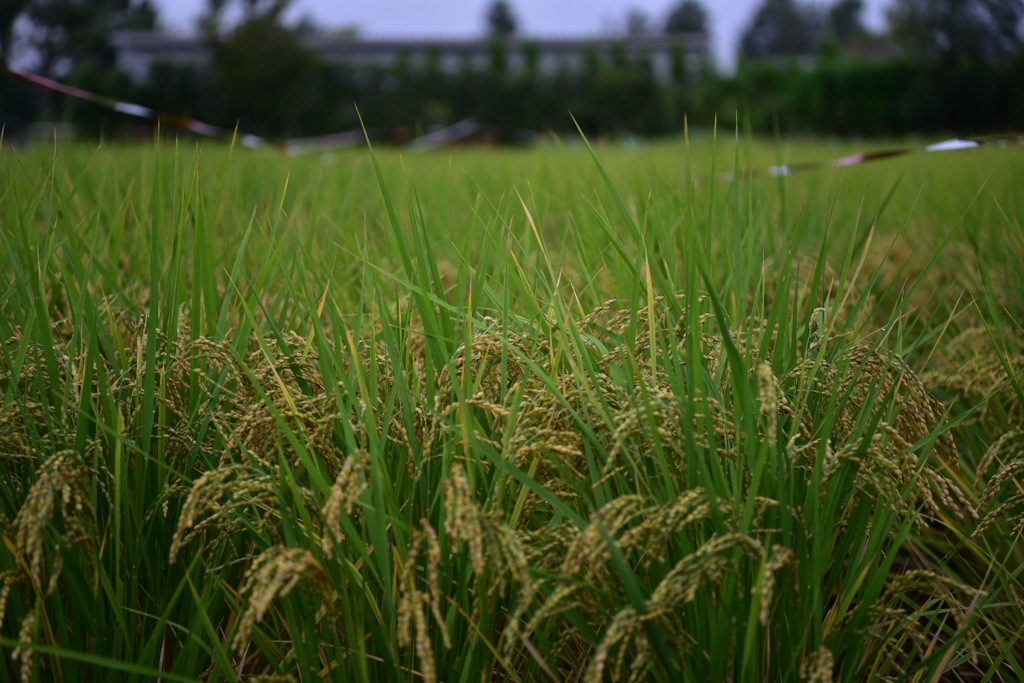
[{"xmin": 2, "ymin": 0, "xmax": 1023, "ymax": 140}]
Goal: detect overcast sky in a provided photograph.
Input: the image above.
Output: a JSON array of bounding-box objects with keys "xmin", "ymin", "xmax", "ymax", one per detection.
[{"xmin": 155, "ymin": 0, "xmax": 891, "ymax": 69}]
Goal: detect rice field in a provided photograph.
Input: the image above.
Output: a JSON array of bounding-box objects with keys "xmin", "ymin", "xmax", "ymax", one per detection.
[{"xmin": 1, "ymin": 133, "xmax": 1023, "ymax": 682}]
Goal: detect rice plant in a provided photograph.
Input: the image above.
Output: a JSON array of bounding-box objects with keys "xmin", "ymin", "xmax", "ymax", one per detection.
[{"xmin": 1, "ymin": 135, "xmax": 1023, "ymax": 681}]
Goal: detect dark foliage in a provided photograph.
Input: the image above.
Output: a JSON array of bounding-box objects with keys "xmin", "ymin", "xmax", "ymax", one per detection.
[
  {"xmin": 19, "ymin": 0, "xmax": 156, "ymax": 77},
  {"xmin": 665, "ymin": 0, "xmax": 709, "ymax": 36},
  {"xmin": 486, "ymin": 0, "xmax": 517, "ymax": 39},
  {"xmin": 827, "ymin": 0, "xmax": 867, "ymax": 45},
  {"xmin": 3, "ymin": 0, "xmax": 1024, "ymax": 143},
  {"xmin": 887, "ymin": 0, "xmax": 1024, "ymax": 63},
  {"xmin": 740, "ymin": 0, "xmax": 823, "ymax": 59},
  {"xmin": 6, "ymin": 47, "xmax": 1024, "ymax": 142}
]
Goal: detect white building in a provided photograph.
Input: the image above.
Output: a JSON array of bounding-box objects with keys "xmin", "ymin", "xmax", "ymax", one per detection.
[{"xmin": 111, "ymin": 31, "xmax": 710, "ymax": 84}]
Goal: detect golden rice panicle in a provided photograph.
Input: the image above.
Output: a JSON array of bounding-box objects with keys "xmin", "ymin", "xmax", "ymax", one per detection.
[
  {"xmin": 617, "ymin": 490, "xmax": 716, "ymax": 568},
  {"xmin": 11, "ymin": 610, "xmax": 36, "ymax": 683},
  {"xmin": 321, "ymin": 450, "xmax": 370, "ymax": 558},
  {"xmin": 456, "ymin": 467, "xmax": 531, "ymax": 596},
  {"xmin": 973, "ymin": 493, "xmax": 1024, "ymax": 538},
  {"xmin": 868, "ymin": 570, "xmax": 984, "ymax": 660},
  {"xmin": 835, "ymin": 344, "xmax": 958, "ymax": 466},
  {"xmin": 921, "ymin": 326, "xmax": 1024, "ymax": 436},
  {"xmin": 443, "ymin": 464, "xmax": 487, "ymax": 576},
  {"xmin": 794, "ymin": 342, "xmax": 980, "ymax": 527},
  {"xmin": 160, "ymin": 336, "xmax": 250, "ymax": 465},
  {"xmin": 977, "ymin": 429, "xmax": 1023, "ymax": 480},
  {"xmin": 419, "ymin": 522, "xmax": 448, "ymax": 649},
  {"xmin": 757, "ymin": 545, "xmax": 795, "ymax": 626},
  {"xmin": 231, "ymin": 546, "xmax": 332, "ymax": 656},
  {"xmin": 10, "ymin": 451, "xmax": 97, "ymax": 598},
  {"xmin": 522, "ymin": 582, "xmax": 582, "ymax": 644},
  {"xmin": 581, "ymin": 534, "xmax": 764, "ymax": 683},
  {"xmin": 0, "ymin": 571, "xmax": 16, "ymax": 629},
  {"xmin": 881, "ymin": 569, "xmax": 983, "ymax": 607},
  {"xmin": 169, "ymin": 464, "xmax": 277, "ymax": 564},
  {"xmin": 398, "ymin": 521, "xmax": 450, "ymax": 683},
  {"xmin": 647, "ymin": 534, "xmax": 763, "ymax": 613},
  {"xmin": 757, "ymin": 361, "xmax": 781, "ymax": 448},
  {"xmin": 561, "ymin": 496, "xmax": 645, "ymax": 579},
  {"xmin": 0, "ymin": 401, "xmax": 37, "ymax": 464},
  {"xmin": 583, "ymin": 606, "xmax": 647, "ymax": 683},
  {"xmin": 397, "ymin": 588, "xmax": 439, "ymax": 683},
  {"xmin": 758, "ymin": 255, "xmax": 868, "ymax": 333},
  {"xmin": 974, "ymin": 441, "xmax": 1024, "ymax": 536},
  {"xmin": 442, "ymin": 465, "xmax": 535, "ymax": 652},
  {"xmin": 800, "ymin": 645, "xmax": 834, "ymax": 683},
  {"xmin": 428, "ymin": 329, "xmax": 534, "ymax": 457}
]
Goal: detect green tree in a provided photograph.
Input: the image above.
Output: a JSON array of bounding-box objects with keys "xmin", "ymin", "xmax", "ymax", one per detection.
[
  {"xmin": 199, "ymin": 0, "xmax": 289, "ymax": 38},
  {"xmin": 0, "ymin": 0, "xmax": 31, "ymax": 66},
  {"xmin": 665, "ymin": 0, "xmax": 708, "ymax": 36},
  {"xmin": 208, "ymin": 0, "xmax": 321, "ymax": 136},
  {"xmin": 21, "ymin": 0, "xmax": 157, "ymax": 77},
  {"xmin": 827, "ymin": 0, "xmax": 866, "ymax": 45},
  {"xmin": 485, "ymin": 0, "xmax": 517, "ymax": 38},
  {"xmin": 626, "ymin": 8, "xmax": 650, "ymax": 37},
  {"xmin": 739, "ymin": 0, "xmax": 823, "ymax": 59},
  {"xmin": 886, "ymin": 0, "xmax": 1024, "ymax": 63}
]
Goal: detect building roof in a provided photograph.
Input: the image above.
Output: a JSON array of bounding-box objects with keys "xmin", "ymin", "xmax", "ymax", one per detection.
[{"xmin": 111, "ymin": 30, "xmax": 710, "ymax": 55}]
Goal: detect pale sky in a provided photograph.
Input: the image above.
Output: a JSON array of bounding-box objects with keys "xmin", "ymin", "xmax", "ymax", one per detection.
[{"xmin": 155, "ymin": 0, "xmax": 891, "ymax": 69}]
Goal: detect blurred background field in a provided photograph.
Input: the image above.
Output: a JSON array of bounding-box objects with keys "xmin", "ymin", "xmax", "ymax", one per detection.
[{"xmin": 3, "ymin": 0, "xmax": 1024, "ymax": 144}]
